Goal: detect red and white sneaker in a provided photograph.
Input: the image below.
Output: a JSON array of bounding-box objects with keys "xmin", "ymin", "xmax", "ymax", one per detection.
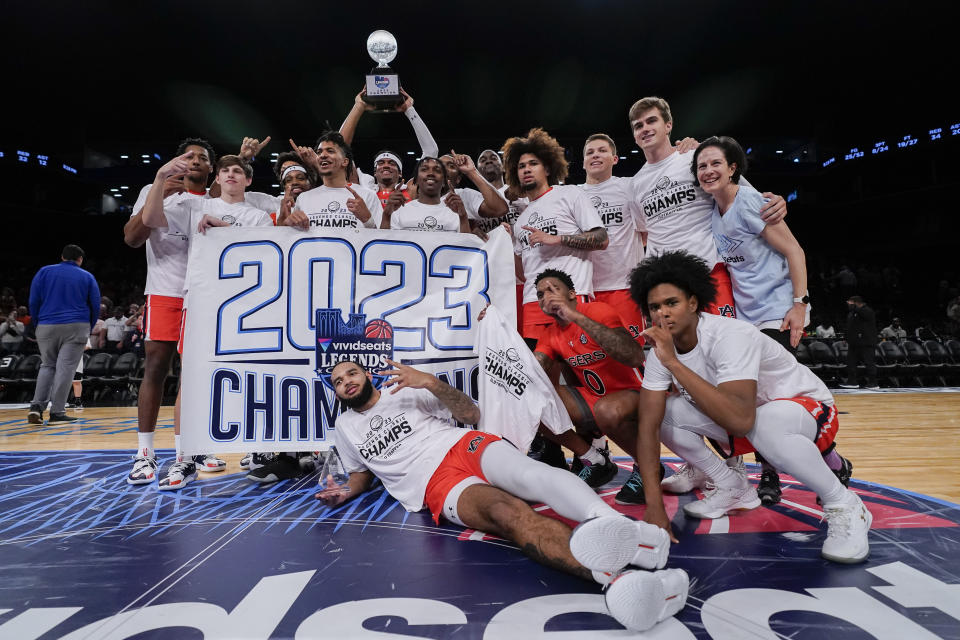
[
  {"xmin": 127, "ymin": 453, "xmax": 158, "ymax": 485},
  {"xmin": 158, "ymin": 461, "xmax": 198, "ymax": 491},
  {"xmin": 193, "ymin": 455, "xmax": 226, "ymax": 473}
]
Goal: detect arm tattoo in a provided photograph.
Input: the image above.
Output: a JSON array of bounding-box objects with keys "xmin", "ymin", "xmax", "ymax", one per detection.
[
  {"xmin": 560, "ymin": 227, "xmax": 608, "ymax": 250},
  {"xmin": 430, "ymin": 379, "xmax": 481, "ymax": 425},
  {"xmin": 576, "ymin": 315, "xmax": 644, "ymax": 367}
]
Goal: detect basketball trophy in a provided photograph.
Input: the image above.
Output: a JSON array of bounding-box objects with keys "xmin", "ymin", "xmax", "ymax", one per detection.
[
  {"xmin": 363, "ymin": 30, "xmax": 403, "ymax": 112},
  {"xmin": 319, "ymin": 446, "xmax": 349, "ymax": 488}
]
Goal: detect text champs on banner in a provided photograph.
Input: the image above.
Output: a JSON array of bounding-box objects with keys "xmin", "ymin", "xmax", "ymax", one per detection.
[{"xmin": 180, "ymin": 226, "xmax": 516, "ymax": 455}]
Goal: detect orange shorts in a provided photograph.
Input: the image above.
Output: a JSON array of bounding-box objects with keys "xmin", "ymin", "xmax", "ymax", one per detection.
[
  {"xmin": 593, "ymin": 289, "xmax": 646, "ymax": 344},
  {"xmin": 424, "ymin": 431, "xmax": 501, "ymax": 524},
  {"xmin": 143, "ymin": 294, "xmax": 184, "ymax": 343},
  {"xmin": 521, "ymin": 295, "xmax": 590, "ymax": 341},
  {"xmin": 706, "ymin": 263, "xmax": 736, "ymax": 318},
  {"xmin": 710, "ymin": 397, "xmax": 840, "ymax": 457}
]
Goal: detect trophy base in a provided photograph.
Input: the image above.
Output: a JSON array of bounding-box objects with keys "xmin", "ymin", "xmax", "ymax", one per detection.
[{"xmin": 364, "ymin": 68, "xmax": 402, "ymax": 112}]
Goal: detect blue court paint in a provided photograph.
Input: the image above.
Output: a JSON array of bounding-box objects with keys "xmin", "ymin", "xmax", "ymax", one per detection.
[{"xmin": 0, "ymin": 451, "xmax": 957, "ymax": 639}]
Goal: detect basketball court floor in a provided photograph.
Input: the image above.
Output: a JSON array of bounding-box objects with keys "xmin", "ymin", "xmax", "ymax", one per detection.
[{"xmin": 1, "ymin": 390, "xmax": 958, "ymax": 639}]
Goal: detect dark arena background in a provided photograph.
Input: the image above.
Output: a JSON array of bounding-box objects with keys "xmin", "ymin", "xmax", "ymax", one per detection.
[{"xmin": 2, "ymin": 2, "xmax": 959, "ymax": 639}]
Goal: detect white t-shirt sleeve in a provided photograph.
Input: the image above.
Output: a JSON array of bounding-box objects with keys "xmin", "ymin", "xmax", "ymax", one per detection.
[
  {"xmin": 412, "ymin": 387, "xmax": 453, "ymax": 422},
  {"xmin": 361, "ymin": 188, "xmax": 384, "ymax": 228},
  {"xmin": 640, "ymin": 349, "xmax": 674, "ymax": 391},
  {"xmin": 457, "ymin": 188, "xmax": 485, "ymax": 221},
  {"xmin": 245, "ymin": 191, "xmax": 282, "ymax": 214},
  {"xmin": 357, "ymin": 168, "xmax": 377, "ymax": 191},
  {"xmin": 132, "ymin": 184, "xmax": 152, "ymax": 215},
  {"xmin": 569, "ymin": 188, "xmax": 605, "ymax": 231},
  {"xmin": 711, "ymin": 325, "xmax": 762, "ymax": 384}
]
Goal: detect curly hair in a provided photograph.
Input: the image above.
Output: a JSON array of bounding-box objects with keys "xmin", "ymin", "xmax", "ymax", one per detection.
[
  {"xmin": 534, "ymin": 268, "xmax": 575, "ymax": 291},
  {"xmin": 628, "ymin": 250, "xmax": 717, "ymax": 315},
  {"xmin": 501, "ymin": 128, "xmax": 568, "ymax": 193}
]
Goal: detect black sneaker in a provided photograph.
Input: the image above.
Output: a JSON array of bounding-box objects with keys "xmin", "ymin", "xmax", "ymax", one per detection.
[
  {"xmin": 47, "ymin": 413, "xmax": 79, "ymax": 425},
  {"xmin": 614, "ymin": 463, "xmax": 666, "ymax": 505},
  {"xmin": 576, "ymin": 449, "xmax": 619, "ymax": 488},
  {"xmin": 757, "ymin": 469, "xmax": 782, "ymax": 506},
  {"xmin": 27, "ymin": 404, "xmax": 43, "ymax": 424},
  {"xmin": 818, "ymin": 455, "xmax": 853, "ymax": 505},
  {"xmin": 246, "ymin": 454, "xmax": 303, "ymax": 483},
  {"xmin": 527, "ymin": 434, "xmax": 569, "ymax": 471}
]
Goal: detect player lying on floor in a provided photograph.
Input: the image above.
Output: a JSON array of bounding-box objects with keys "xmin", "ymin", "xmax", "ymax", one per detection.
[
  {"xmin": 629, "ymin": 250, "xmax": 871, "ymax": 563},
  {"xmin": 314, "ymin": 359, "xmax": 687, "ymax": 631}
]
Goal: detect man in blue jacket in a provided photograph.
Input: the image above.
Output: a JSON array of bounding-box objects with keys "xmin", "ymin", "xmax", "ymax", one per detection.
[{"xmin": 27, "ymin": 244, "xmax": 101, "ymax": 425}]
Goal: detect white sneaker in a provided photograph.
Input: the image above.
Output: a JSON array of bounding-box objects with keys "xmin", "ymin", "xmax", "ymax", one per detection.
[
  {"xmin": 683, "ymin": 479, "xmax": 760, "ymax": 519},
  {"xmin": 569, "ymin": 516, "xmax": 670, "ymax": 573},
  {"xmin": 193, "ymin": 454, "xmax": 226, "ymax": 472},
  {"xmin": 661, "ymin": 463, "xmax": 708, "ymax": 494},
  {"xmin": 158, "ymin": 461, "xmax": 198, "ymax": 491},
  {"xmin": 821, "ymin": 491, "xmax": 872, "ymax": 563},
  {"xmin": 127, "ymin": 454, "xmax": 158, "ymax": 485},
  {"xmin": 605, "ymin": 568, "xmax": 689, "ymax": 632},
  {"xmin": 239, "ymin": 453, "xmax": 253, "ymax": 470}
]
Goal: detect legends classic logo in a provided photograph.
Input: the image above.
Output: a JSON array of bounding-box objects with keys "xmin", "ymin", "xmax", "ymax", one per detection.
[
  {"xmin": 315, "ymin": 309, "xmax": 394, "ymax": 389},
  {"xmin": 482, "ymin": 347, "xmax": 530, "ymax": 398}
]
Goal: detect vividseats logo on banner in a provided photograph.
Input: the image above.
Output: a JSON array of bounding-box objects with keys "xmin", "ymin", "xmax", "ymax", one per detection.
[{"xmin": 179, "ymin": 226, "xmax": 516, "ymax": 455}]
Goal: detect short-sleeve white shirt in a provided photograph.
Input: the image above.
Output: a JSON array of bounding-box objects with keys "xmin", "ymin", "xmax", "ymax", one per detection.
[
  {"xmin": 578, "ymin": 176, "xmax": 645, "ymax": 292},
  {"xmin": 334, "ymin": 386, "xmax": 468, "ymax": 512},
  {"xmin": 132, "ymin": 184, "xmax": 207, "ymax": 298},
  {"xmin": 512, "ymin": 185, "xmax": 605, "ymax": 304},
  {"xmin": 642, "ymin": 313, "xmax": 833, "ymax": 407},
  {"xmin": 294, "ymin": 184, "xmax": 383, "ymax": 229},
  {"xmin": 631, "ymin": 150, "xmax": 719, "ymax": 266},
  {"xmin": 390, "ymin": 200, "xmax": 463, "ymax": 233}
]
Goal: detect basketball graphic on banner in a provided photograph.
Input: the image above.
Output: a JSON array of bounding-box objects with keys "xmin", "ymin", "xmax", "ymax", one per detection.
[{"xmin": 364, "ymin": 319, "xmax": 394, "ymax": 339}]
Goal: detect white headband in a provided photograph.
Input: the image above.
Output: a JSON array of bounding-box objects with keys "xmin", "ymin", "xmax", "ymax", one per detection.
[
  {"xmin": 281, "ymin": 164, "xmax": 307, "ymax": 182},
  {"xmin": 374, "ymin": 152, "xmax": 403, "ymax": 173},
  {"xmin": 477, "ymin": 149, "xmax": 501, "ymax": 163}
]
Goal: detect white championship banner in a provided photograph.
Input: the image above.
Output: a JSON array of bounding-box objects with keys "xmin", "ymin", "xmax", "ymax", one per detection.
[{"xmin": 179, "ymin": 225, "xmax": 516, "ymax": 455}]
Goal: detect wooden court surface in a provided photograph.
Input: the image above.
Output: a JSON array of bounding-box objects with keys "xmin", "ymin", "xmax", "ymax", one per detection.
[{"xmin": 1, "ymin": 391, "xmax": 958, "ymax": 504}]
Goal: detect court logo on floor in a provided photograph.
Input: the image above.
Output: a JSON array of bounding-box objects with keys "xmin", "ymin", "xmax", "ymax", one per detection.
[{"xmin": 1, "ymin": 453, "xmax": 958, "ymax": 639}]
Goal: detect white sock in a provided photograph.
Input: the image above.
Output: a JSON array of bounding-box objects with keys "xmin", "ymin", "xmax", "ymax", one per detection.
[
  {"xmin": 137, "ymin": 432, "xmax": 155, "ymax": 459},
  {"xmin": 592, "ymin": 436, "xmax": 608, "ymax": 450},
  {"xmin": 580, "ymin": 446, "xmax": 604, "ymax": 465},
  {"xmin": 175, "ymin": 434, "xmax": 183, "ymax": 462}
]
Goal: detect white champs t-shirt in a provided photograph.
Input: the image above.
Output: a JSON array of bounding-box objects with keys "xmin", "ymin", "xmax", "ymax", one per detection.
[
  {"xmin": 512, "ymin": 185, "xmax": 605, "ymax": 304},
  {"xmin": 642, "ymin": 313, "xmax": 833, "ymax": 407},
  {"xmin": 579, "ymin": 176, "xmax": 645, "ymax": 292},
  {"xmin": 390, "ymin": 200, "xmax": 463, "ymax": 233},
  {"xmin": 631, "ymin": 150, "xmax": 719, "ymax": 266},
  {"xmin": 132, "ymin": 184, "xmax": 207, "ymax": 298},
  {"xmin": 334, "ymin": 386, "xmax": 468, "ymax": 512},
  {"xmin": 295, "ymin": 184, "xmax": 383, "ymax": 229}
]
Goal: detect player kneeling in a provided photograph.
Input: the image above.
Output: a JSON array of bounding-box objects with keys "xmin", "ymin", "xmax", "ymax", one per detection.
[
  {"xmin": 630, "ymin": 251, "xmax": 871, "ymax": 563},
  {"xmin": 316, "ymin": 359, "xmax": 686, "ymax": 631}
]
